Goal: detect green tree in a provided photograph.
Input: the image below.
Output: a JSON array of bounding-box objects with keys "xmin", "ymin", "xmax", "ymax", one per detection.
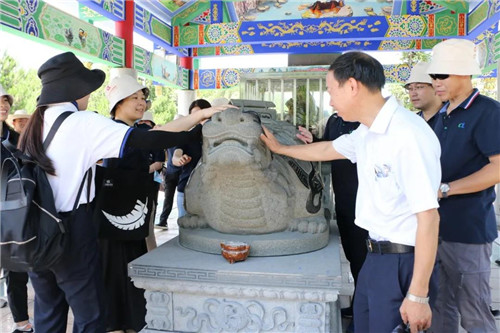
[
  {"xmin": 146, "ymin": 83, "xmax": 178, "ymax": 125},
  {"xmin": 196, "ymin": 86, "xmax": 240, "ymax": 103},
  {"xmin": 0, "ymin": 52, "xmax": 41, "ymax": 113}
]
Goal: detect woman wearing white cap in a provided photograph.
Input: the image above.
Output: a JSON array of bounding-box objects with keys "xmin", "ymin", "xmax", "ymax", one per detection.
[
  {"xmin": 98, "ymin": 74, "xmax": 160, "ymax": 332},
  {"xmin": 18, "ymin": 52, "xmax": 233, "ymax": 332}
]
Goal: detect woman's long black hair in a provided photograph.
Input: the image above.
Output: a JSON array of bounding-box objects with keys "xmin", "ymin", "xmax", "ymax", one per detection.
[{"xmin": 18, "ymin": 105, "xmax": 56, "ymax": 175}]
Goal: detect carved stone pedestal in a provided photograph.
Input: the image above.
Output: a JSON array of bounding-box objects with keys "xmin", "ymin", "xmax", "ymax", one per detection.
[{"xmin": 129, "ymin": 233, "xmax": 342, "ymax": 332}]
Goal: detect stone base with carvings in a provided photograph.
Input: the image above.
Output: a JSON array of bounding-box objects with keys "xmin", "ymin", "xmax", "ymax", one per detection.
[{"xmin": 129, "ymin": 232, "xmax": 342, "ymax": 332}]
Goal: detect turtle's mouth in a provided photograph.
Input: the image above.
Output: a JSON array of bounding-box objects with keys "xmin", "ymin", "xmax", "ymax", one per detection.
[
  {"xmin": 212, "ymin": 138, "xmax": 248, "ymax": 149},
  {"xmin": 207, "ymin": 133, "xmax": 255, "ymax": 156}
]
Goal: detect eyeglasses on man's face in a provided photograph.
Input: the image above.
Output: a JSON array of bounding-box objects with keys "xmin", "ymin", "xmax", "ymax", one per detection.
[
  {"xmin": 405, "ymin": 84, "xmax": 431, "ymax": 92},
  {"xmin": 429, "ymin": 74, "xmax": 450, "ymax": 80}
]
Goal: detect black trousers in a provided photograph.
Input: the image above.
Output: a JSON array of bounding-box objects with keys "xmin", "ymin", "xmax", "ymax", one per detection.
[
  {"xmin": 6, "ymin": 270, "xmax": 29, "ymax": 323},
  {"xmin": 336, "ymin": 209, "xmax": 368, "ymax": 305},
  {"xmin": 28, "ymin": 205, "xmax": 106, "ymax": 333},
  {"xmin": 158, "ymin": 171, "xmax": 180, "ymax": 224}
]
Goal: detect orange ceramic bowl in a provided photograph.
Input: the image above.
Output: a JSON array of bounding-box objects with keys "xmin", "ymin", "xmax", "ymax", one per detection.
[{"xmin": 220, "ymin": 241, "xmax": 250, "ymax": 264}]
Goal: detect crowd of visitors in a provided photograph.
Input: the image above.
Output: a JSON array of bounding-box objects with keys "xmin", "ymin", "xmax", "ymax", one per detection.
[{"xmin": 0, "ymin": 37, "xmax": 499, "ymax": 333}]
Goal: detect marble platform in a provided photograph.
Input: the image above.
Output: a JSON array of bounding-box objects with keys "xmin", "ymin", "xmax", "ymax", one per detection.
[{"xmin": 129, "ymin": 229, "xmax": 342, "ymax": 333}]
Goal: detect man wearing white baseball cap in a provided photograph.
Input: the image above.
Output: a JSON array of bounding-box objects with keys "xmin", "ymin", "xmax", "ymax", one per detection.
[
  {"xmin": 428, "ymin": 39, "xmax": 500, "ymax": 332},
  {"xmin": 404, "ymin": 62, "xmax": 442, "ymax": 128}
]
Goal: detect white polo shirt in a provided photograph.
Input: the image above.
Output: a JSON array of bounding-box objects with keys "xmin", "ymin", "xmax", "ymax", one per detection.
[
  {"xmin": 333, "ymin": 96, "xmax": 441, "ymax": 246},
  {"xmin": 43, "ymin": 103, "xmax": 131, "ymax": 212}
]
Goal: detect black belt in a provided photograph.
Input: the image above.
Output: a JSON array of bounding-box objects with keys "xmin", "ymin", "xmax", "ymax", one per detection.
[{"xmin": 366, "ymin": 239, "xmax": 414, "ymax": 254}]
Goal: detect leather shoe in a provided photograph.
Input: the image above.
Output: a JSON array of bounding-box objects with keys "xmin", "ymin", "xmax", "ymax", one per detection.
[{"xmin": 491, "ymin": 306, "xmax": 500, "ymax": 317}]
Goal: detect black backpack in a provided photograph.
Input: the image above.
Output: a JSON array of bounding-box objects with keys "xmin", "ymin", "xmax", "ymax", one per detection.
[{"xmin": 0, "ymin": 111, "xmax": 89, "ymax": 272}]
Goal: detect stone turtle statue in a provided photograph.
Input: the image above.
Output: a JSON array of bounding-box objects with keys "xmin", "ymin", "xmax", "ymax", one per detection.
[{"xmin": 178, "ymin": 108, "xmax": 328, "ymax": 236}]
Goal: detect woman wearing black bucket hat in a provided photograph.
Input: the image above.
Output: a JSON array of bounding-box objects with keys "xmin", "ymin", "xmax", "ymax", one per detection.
[{"xmin": 18, "ymin": 52, "xmax": 235, "ymax": 333}]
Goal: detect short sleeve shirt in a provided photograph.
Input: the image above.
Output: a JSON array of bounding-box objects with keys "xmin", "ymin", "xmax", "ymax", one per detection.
[
  {"xmin": 333, "ymin": 96, "xmax": 441, "ymax": 246},
  {"xmin": 433, "ymin": 89, "xmax": 500, "ymax": 243},
  {"xmin": 43, "ymin": 103, "xmax": 131, "ymax": 212}
]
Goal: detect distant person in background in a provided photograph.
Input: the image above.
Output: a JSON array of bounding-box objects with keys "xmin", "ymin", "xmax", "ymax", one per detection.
[
  {"xmin": 0, "ymin": 85, "xmax": 33, "ymax": 333},
  {"xmin": 137, "ymin": 110, "xmax": 165, "ymax": 250},
  {"xmin": 404, "ymin": 62, "xmax": 441, "ymax": 128},
  {"xmin": 174, "ymin": 99, "xmax": 211, "ymax": 218},
  {"xmin": 156, "ymin": 144, "xmax": 180, "ymax": 229},
  {"xmin": 7, "ymin": 110, "xmax": 31, "ymax": 134}
]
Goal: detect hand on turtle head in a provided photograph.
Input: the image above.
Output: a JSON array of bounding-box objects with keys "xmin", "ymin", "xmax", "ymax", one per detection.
[{"xmin": 260, "ymin": 126, "xmax": 282, "ymax": 153}]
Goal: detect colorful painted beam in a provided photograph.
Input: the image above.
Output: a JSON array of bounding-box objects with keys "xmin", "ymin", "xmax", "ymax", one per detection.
[
  {"xmin": 78, "ymin": 0, "xmax": 125, "ymax": 21},
  {"xmin": 192, "ymin": 38, "xmax": 444, "ymax": 57},
  {"xmin": 192, "ymin": 64, "xmax": 414, "ymax": 90},
  {"xmin": 1, "ymin": 0, "xmax": 125, "ymax": 66},
  {"xmin": 174, "ymin": 14, "xmax": 466, "ymax": 48},
  {"xmin": 134, "ymin": 2, "xmax": 182, "ymax": 56},
  {"xmin": 468, "ymin": 0, "xmax": 500, "ymax": 38},
  {"xmin": 474, "ymin": 22, "xmax": 500, "ymax": 75},
  {"xmin": 192, "ymin": 57, "xmax": 497, "ymax": 90},
  {"xmin": 133, "ymin": 45, "xmax": 188, "ymax": 89}
]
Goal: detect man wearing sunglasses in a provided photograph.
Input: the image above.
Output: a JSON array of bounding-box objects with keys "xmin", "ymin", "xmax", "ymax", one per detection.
[
  {"xmin": 404, "ymin": 62, "xmax": 442, "ymax": 128},
  {"xmin": 428, "ymin": 39, "xmax": 500, "ymax": 332}
]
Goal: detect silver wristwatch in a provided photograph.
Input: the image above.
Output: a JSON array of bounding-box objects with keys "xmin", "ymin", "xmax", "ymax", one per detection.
[
  {"xmin": 440, "ymin": 183, "xmax": 450, "ymax": 198},
  {"xmin": 406, "ymin": 293, "xmax": 429, "ymax": 304}
]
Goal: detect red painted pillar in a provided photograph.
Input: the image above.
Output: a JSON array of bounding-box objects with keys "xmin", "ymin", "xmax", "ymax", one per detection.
[
  {"xmin": 181, "ymin": 56, "xmax": 193, "ymax": 90},
  {"xmin": 115, "ymin": 0, "xmax": 134, "ymax": 68},
  {"xmin": 180, "ymin": 56, "xmax": 192, "ymax": 70}
]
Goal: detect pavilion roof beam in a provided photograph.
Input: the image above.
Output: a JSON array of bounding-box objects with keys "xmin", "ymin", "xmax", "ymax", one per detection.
[
  {"xmin": 173, "ymin": 14, "xmax": 466, "ymax": 49},
  {"xmin": 80, "ymin": 0, "xmax": 184, "ymax": 57}
]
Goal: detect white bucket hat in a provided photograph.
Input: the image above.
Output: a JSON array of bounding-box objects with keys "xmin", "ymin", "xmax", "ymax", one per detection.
[
  {"xmin": 427, "ymin": 39, "xmax": 481, "ymax": 76},
  {"xmin": 110, "ymin": 67, "xmax": 138, "ymax": 81},
  {"xmin": 7, "ymin": 109, "xmax": 30, "ymax": 127},
  {"xmin": 0, "ymin": 84, "xmax": 14, "ymax": 106},
  {"xmin": 405, "ymin": 62, "xmax": 432, "ymax": 87},
  {"xmin": 105, "ymin": 75, "xmax": 149, "ymax": 113},
  {"xmin": 141, "ymin": 111, "xmax": 155, "ymax": 124}
]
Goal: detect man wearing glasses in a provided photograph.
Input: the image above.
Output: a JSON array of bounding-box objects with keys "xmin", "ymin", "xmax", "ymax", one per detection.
[
  {"xmin": 428, "ymin": 39, "xmax": 500, "ymax": 332},
  {"xmin": 404, "ymin": 62, "xmax": 442, "ymax": 128}
]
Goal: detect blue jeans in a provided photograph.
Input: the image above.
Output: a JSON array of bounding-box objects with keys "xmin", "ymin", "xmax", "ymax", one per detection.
[{"xmin": 177, "ymin": 191, "xmax": 186, "ymax": 218}]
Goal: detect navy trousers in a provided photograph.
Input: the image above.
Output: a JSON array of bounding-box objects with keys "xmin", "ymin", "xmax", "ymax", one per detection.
[
  {"xmin": 29, "ymin": 205, "xmax": 106, "ymax": 333},
  {"xmin": 354, "ymin": 251, "xmax": 438, "ymax": 333},
  {"xmin": 6, "ymin": 270, "xmax": 29, "ymax": 322}
]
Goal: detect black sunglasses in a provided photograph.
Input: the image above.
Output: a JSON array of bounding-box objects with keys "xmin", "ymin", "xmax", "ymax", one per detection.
[{"xmin": 429, "ymin": 74, "xmax": 450, "ymax": 80}]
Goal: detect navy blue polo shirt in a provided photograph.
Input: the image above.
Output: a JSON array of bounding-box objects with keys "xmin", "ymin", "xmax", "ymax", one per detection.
[
  {"xmin": 323, "ymin": 114, "xmax": 359, "ymax": 216},
  {"xmin": 417, "ymin": 110, "xmax": 439, "ymax": 129},
  {"xmin": 434, "ymin": 89, "xmax": 500, "ymax": 244}
]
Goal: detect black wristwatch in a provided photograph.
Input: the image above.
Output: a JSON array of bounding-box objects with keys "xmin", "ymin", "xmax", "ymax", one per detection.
[{"xmin": 440, "ymin": 183, "xmax": 450, "ymax": 198}]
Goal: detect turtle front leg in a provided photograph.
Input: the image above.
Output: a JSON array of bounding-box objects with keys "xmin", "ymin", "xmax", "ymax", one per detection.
[{"xmin": 178, "ymin": 214, "xmax": 208, "ymax": 229}]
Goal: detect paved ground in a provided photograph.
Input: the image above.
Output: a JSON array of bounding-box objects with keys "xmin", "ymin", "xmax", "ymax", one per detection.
[{"xmin": 0, "ymin": 191, "xmax": 499, "ymax": 332}]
